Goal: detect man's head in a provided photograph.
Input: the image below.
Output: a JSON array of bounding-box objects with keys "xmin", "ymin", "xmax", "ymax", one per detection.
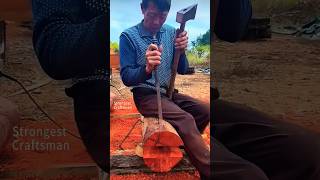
[{"xmin": 141, "ymin": 0, "xmax": 171, "ymax": 34}]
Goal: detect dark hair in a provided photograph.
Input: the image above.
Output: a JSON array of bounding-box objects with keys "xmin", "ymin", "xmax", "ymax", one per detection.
[{"xmin": 141, "ymin": 0, "xmax": 171, "ymax": 12}]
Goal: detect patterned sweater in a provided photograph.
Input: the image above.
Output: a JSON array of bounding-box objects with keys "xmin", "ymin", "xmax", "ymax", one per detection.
[
  {"xmin": 32, "ymin": 0, "xmax": 109, "ymax": 81},
  {"xmin": 119, "ymin": 22, "xmax": 189, "ymax": 94}
]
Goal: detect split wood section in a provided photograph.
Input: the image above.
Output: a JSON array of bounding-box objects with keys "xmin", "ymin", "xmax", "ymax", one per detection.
[{"xmin": 142, "ymin": 117, "xmax": 184, "ymax": 172}]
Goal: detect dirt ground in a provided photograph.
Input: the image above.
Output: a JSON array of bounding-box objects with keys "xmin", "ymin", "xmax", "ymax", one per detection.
[
  {"xmin": 213, "ymin": 35, "xmax": 320, "ymax": 133},
  {"xmin": 0, "ymin": 22, "xmax": 94, "ymax": 177}
]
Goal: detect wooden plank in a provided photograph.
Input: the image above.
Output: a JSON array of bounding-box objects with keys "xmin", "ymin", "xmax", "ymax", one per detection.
[
  {"xmin": 110, "ymin": 154, "xmax": 195, "ymax": 175},
  {"xmin": 0, "ymin": 155, "xmax": 195, "ymax": 178},
  {"xmin": 110, "ymin": 113, "xmax": 141, "ymax": 119}
]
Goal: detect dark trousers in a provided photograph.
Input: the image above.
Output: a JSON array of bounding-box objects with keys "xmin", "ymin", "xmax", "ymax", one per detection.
[
  {"xmin": 213, "ymin": 99, "xmax": 320, "ymax": 180},
  {"xmin": 132, "ymin": 88, "xmax": 211, "ymax": 178},
  {"xmin": 65, "ymin": 80, "xmax": 108, "ymax": 172}
]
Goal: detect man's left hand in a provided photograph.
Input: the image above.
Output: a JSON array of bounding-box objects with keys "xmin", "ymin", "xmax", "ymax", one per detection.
[{"xmin": 175, "ymin": 30, "xmax": 188, "ymax": 51}]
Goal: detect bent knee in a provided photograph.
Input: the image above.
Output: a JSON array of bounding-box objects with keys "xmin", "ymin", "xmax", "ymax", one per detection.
[
  {"xmin": 215, "ymin": 162, "xmax": 268, "ymax": 180},
  {"xmin": 174, "ymin": 112, "xmax": 198, "ymax": 136},
  {"xmin": 241, "ymin": 163, "xmax": 269, "ymax": 180}
]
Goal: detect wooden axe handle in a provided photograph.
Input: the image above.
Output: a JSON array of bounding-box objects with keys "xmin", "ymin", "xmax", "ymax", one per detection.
[
  {"xmin": 151, "ymin": 36, "xmax": 163, "ymax": 121},
  {"xmin": 167, "ymin": 23, "xmax": 186, "ymax": 99}
]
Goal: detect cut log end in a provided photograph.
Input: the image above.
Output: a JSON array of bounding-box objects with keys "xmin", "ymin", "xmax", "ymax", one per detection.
[
  {"xmin": 143, "ymin": 146, "xmax": 183, "ymax": 172},
  {"xmin": 142, "ymin": 117, "xmax": 184, "ymax": 172}
]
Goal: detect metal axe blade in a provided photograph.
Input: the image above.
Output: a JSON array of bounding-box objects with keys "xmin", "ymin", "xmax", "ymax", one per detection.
[{"xmin": 176, "ymin": 4, "xmax": 198, "ymax": 24}]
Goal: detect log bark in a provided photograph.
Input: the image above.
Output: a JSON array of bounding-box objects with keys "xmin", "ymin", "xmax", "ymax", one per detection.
[
  {"xmin": 142, "ymin": 117, "xmax": 183, "ymax": 172},
  {"xmin": 0, "ymin": 97, "xmax": 20, "ymax": 152},
  {"xmin": 110, "ymin": 154, "xmax": 195, "ymax": 175}
]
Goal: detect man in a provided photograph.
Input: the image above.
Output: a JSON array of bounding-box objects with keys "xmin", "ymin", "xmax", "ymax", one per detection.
[
  {"xmin": 32, "ymin": 0, "xmax": 108, "ymax": 173},
  {"xmin": 213, "ymin": 0, "xmax": 320, "ymax": 179},
  {"xmin": 119, "ymin": 0, "xmax": 210, "ymax": 179}
]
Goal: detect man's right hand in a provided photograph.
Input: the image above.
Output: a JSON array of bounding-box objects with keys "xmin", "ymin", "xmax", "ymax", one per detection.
[{"xmin": 145, "ymin": 44, "xmax": 162, "ymax": 74}]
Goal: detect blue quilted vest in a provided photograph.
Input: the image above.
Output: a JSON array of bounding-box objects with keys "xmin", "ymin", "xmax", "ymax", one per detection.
[{"xmin": 121, "ymin": 22, "xmax": 176, "ymax": 93}]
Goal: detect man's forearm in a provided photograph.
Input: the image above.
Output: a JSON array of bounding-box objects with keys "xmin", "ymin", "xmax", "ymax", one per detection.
[
  {"xmin": 32, "ymin": 0, "xmax": 108, "ymax": 80},
  {"xmin": 120, "ymin": 66, "xmax": 152, "ymax": 86}
]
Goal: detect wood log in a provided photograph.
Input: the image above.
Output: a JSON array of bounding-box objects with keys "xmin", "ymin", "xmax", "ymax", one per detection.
[
  {"xmin": 0, "ymin": 97, "xmax": 20, "ymax": 152},
  {"xmin": 142, "ymin": 117, "xmax": 183, "ymax": 172}
]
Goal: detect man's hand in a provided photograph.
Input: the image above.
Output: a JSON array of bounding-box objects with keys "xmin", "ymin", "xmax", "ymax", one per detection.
[
  {"xmin": 175, "ymin": 30, "xmax": 188, "ymax": 51},
  {"xmin": 145, "ymin": 44, "xmax": 162, "ymax": 74}
]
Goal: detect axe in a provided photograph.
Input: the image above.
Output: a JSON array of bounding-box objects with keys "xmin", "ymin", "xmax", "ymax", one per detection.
[{"xmin": 167, "ymin": 4, "xmax": 197, "ymax": 99}]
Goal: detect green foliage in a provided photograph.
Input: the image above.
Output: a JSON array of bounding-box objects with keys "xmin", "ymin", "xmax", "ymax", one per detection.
[
  {"xmin": 187, "ymin": 30, "xmax": 210, "ymax": 67},
  {"xmin": 186, "ymin": 44, "xmax": 210, "ymax": 67},
  {"xmin": 110, "ymin": 41, "xmax": 119, "ymax": 53},
  {"xmin": 191, "ymin": 30, "xmax": 210, "ymax": 47}
]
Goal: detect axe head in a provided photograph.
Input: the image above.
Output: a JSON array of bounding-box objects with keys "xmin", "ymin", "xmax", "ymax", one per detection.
[{"xmin": 176, "ymin": 4, "xmax": 198, "ymax": 24}]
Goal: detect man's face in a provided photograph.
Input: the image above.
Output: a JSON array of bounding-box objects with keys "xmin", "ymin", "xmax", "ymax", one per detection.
[{"xmin": 141, "ymin": 2, "xmax": 169, "ymax": 34}]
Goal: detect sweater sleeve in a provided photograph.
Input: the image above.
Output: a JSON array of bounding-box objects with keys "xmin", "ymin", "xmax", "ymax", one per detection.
[
  {"xmin": 32, "ymin": 0, "xmax": 108, "ymax": 80},
  {"xmin": 214, "ymin": 0, "xmax": 252, "ymax": 42},
  {"xmin": 119, "ymin": 33, "xmax": 152, "ymax": 86}
]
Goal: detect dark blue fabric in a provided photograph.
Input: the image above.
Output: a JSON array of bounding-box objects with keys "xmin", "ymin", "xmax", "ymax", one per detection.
[
  {"xmin": 214, "ymin": 0, "xmax": 252, "ymax": 42},
  {"xmin": 32, "ymin": 0, "xmax": 108, "ymax": 80}
]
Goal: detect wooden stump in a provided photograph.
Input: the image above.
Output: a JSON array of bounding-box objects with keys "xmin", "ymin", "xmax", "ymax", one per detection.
[
  {"xmin": 0, "ymin": 97, "xmax": 20, "ymax": 152},
  {"xmin": 142, "ymin": 117, "xmax": 183, "ymax": 172}
]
